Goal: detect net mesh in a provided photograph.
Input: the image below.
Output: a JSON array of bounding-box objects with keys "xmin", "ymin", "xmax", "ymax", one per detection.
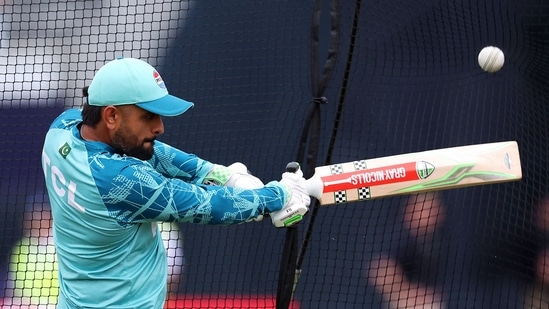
[{"xmin": 1, "ymin": 0, "xmax": 548, "ymax": 308}]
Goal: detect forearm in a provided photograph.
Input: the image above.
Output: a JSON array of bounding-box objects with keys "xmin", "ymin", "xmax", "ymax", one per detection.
[
  {"xmin": 171, "ymin": 182, "xmax": 288, "ymax": 225},
  {"xmin": 149, "ymin": 141, "xmax": 214, "ymax": 184},
  {"xmin": 104, "ymin": 170, "xmax": 288, "ymax": 225}
]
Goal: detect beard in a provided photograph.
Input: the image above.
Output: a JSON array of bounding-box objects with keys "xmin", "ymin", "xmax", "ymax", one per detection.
[{"xmin": 111, "ymin": 126, "xmax": 155, "ymax": 160}]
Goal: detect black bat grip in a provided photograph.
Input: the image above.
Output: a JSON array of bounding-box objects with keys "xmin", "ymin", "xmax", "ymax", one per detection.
[{"xmin": 285, "ymin": 162, "xmax": 300, "ymax": 173}]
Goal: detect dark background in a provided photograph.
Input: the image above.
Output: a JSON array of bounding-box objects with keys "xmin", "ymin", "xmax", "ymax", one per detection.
[{"xmin": 1, "ymin": 1, "xmax": 548, "ymax": 308}]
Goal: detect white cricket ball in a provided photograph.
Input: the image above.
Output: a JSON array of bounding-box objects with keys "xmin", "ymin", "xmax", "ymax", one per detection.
[{"xmin": 478, "ymin": 46, "xmax": 505, "ymax": 73}]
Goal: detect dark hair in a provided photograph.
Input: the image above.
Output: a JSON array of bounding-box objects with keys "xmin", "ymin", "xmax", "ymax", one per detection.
[{"xmin": 81, "ymin": 86, "xmax": 103, "ymax": 127}]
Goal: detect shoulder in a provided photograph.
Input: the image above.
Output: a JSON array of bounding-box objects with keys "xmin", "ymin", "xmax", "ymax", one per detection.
[
  {"xmin": 49, "ymin": 109, "xmax": 82, "ymax": 130},
  {"xmin": 90, "ymin": 153, "xmax": 157, "ymax": 182}
]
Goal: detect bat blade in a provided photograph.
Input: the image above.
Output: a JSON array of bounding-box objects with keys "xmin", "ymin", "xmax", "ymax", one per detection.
[{"xmin": 305, "ymin": 141, "xmax": 522, "ymax": 205}]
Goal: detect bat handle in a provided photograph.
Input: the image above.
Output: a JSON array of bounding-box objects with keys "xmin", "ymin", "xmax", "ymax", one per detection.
[
  {"xmin": 285, "ymin": 162, "xmax": 300, "ymax": 173},
  {"xmin": 285, "ymin": 162, "xmax": 323, "ymax": 201}
]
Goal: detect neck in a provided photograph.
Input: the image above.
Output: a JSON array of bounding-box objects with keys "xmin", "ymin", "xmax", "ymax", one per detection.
[{"xmin": 80, "ymin": 124, "xmax": 106, "ymax": 143}]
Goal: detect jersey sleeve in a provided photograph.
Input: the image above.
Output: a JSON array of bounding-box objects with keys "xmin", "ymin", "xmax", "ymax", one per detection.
[
  {"xmin": 147, "ymin": 141, "xmax": 214, "ymax": 184},
  {"xmin": 92, "ymin": 156, "xmax": 287, "ymax": 225},
  {"xmin": 49, "ymin": 109, "xmax": 83, "ymax": 130}
]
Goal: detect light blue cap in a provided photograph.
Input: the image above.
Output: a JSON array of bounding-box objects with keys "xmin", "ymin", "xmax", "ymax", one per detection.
[{"xmin": 87, "ymin": 57, "xmax": 194, "ymax": 116}]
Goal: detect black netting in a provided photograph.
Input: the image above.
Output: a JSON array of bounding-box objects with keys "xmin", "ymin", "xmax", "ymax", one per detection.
[{"xmin": 1, "ymin": 0, "xmax": 548, "ymax": 308}]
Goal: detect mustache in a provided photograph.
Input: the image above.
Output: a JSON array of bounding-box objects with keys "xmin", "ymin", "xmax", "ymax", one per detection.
[{"xmin": 143, "ymin": 137, "xmax": 156, "ymax": 143}]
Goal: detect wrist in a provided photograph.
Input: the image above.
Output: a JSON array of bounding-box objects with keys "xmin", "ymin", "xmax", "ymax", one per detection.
[
  {"xmin": 264, "ymin": 181, "xmax": 291, "ymax": 212},
  {"xmin": 203, "ymin": 164, "xmax": 232, "ymax": 186}
]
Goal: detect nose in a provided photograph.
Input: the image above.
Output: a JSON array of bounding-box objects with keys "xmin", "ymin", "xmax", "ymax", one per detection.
[{"xmin": 153, "ymin": 117, "xmax": 165, "ymax": 135}]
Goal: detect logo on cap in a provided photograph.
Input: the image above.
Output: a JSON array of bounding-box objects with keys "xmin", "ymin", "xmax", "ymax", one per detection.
[{"xmin": 153, "ymin": 71, "xmax": 166, "ymax": 89}]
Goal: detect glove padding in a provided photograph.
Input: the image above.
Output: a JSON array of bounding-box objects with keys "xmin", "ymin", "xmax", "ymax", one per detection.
[
  {"xmin": 225, "ymin": 163, "xmax": 265, "ymax": 223},
  {"xmin": 203, "ymin": 162, "xmax": 264, "ymax": 189},
  {"xmin": 224, "ymin": 163, "xmax": 264, "ymax": 189},
  {"xmin": 270, "ymin": 168, "xmax": 311, "ymax": 228},
  {"xmin": 203, "ymin": 162, "xmax": 265, "ymax": 222}
]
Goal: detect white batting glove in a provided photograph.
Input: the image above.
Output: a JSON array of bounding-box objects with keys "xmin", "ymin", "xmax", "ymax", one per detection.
[
  {"xmin": 203, "ymin": 163, "xmax": 264, "ymax": 189},
  {"xmin": 270, "ymin": 166, "xmax": 310, "ymax": 228},
  {"xmin": 203, "ymin": 162, "xmax": 265, "ymax": 222},
  {"xmin": 225, "ymin": 162, "xmax": 264, "ymax": 189},
  {"xmin": 225, "ymin": 163, "xmax": 265, "ymax": 223}
]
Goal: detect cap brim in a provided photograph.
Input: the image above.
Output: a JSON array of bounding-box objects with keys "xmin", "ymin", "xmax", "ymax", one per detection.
[{"xmin": 136, "ymin": 94, "xmax": 194, "ymax": 117}]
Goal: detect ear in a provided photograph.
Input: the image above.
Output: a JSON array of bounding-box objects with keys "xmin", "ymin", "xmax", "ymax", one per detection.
[{"xmin": 103, "ymin": 106, "xmax": 120, "ymax": 130}]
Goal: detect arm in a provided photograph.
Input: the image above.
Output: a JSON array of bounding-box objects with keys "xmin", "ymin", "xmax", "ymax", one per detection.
[
  {"xmin": 148, "ymin": 141, "xmax": 262, "ymax": 188},
  {"xmin": 96, "ymin": 160, "xmax": 288, "ymax": 225},
  {"xmin": 147, "ymin": 141, "xmax": 215, "ymax": 184}
]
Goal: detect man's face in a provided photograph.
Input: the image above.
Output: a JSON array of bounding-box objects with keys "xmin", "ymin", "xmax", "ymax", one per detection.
[{"xmin": 111, "ymin": 105, "xmax": 164, "ymax": 160}]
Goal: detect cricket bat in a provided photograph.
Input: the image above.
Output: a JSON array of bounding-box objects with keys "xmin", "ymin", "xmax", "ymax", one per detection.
[{"xmin": 293, "ymin": 141, "xmax": 521, "ymax": 205}]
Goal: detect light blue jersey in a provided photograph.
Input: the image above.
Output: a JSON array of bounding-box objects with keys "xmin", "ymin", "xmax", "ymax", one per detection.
[{"xmin": 41, "ymin": 109, "xmax": 287, "ymax": 308}]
